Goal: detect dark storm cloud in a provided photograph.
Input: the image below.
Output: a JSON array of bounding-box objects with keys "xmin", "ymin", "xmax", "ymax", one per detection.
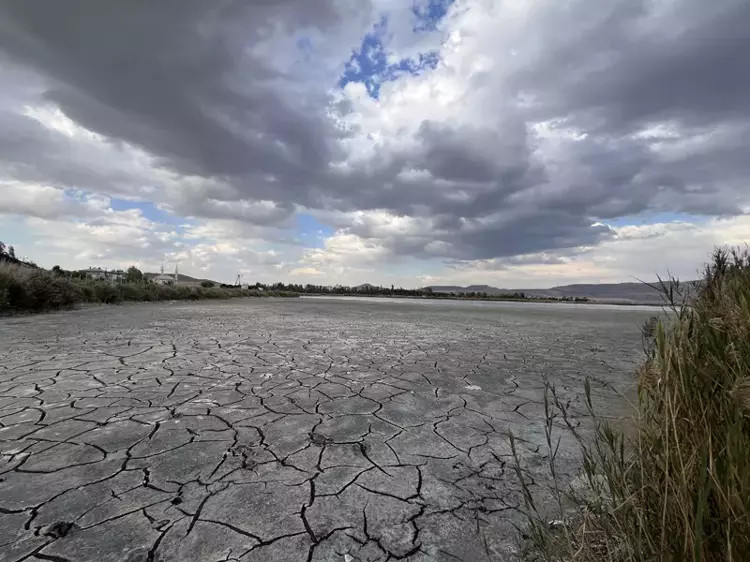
[
  {"xmin": 0, "ymin": 0, "xmax": 367, "ymax": 182},
  {"xmin": 567, "ymin": 4, "xmax": 749, "ymax": 131},
  {"xmin": 506, "ymin": 0, "xmax": 750, "ymax": 130},
  {"xmin": 0, "ymin": 0, "xmax": 748, "ymax": 262},
  {"xmin": 334, "ymin": 208, "xmax": 614, "ymax": 261},
  {"xmin": 415, "ymin": 121, "xmax": 529, "ymax": 183},
  {"xmin": 0, "ymin": 103, "xmax": 156, "ymax": 197}
]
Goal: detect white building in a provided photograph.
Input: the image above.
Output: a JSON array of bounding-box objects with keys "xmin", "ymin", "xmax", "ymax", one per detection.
[
  {"xmin": 153, "ymin": 273, "xmax": 175, "ymax": 285},
  {"xmin": 153, "ymin": 263, "xmax": 178, "ymax": 285},
  {"xmin": 81, "ymin": 267, "xmax": 125, "ymax": 282}
]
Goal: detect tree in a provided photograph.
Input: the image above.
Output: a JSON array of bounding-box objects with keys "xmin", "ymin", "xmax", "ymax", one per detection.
[
  {"xmin": 126, "ymin": 266, "xmax": 143, "ymax": 283},
  {"xmin": 51, "ymin": 265, "xmax": 64, "ymax": 277},
  {"xmin": 8, "ymin": 246, "xmax": 15, "ymax": 259},
  {"xmin": 201, "ymin": 280, "xmax": 215, "ymax": 288}
]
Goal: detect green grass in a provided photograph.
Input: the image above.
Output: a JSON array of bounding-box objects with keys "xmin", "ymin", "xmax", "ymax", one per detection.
[
  {"xmin": 512, "ymin": 247, "xmax": 750, "ymax": 562},
  {"xmin": 0, "ymin": 262, "xmax": 296, "ymax": 313}
]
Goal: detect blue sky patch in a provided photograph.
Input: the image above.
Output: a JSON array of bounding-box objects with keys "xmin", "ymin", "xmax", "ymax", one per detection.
[
  {"xmin": 109, "ymin": 198, "xmax": 187, "ymax": 228},
  {"xmin": 295, "ymin": 213, "xmax": 334, "ymax": 248},
  {"xmin": 338, "ymin": 7, "xmax": 447, "ymax": 99},
  {"xmin": 0, "ymin": 216, "xmax": 35, "ymax": 259},
  {"xmin": 412, "ymin": 0, "xmax": 454, "ymax": 31}
]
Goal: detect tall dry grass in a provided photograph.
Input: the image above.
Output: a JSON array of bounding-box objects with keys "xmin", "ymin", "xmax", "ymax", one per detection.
[
  {"xmin": 0, "ymin": 262, "xmax": 293, "ymax": 312},
  {"xmin": 513, "ymin": 247, "xmax": 750, "ymax": 561}
]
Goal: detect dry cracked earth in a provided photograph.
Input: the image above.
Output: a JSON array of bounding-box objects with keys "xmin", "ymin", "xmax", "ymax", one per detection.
[{"xmin": 0, "ymin": 298, "xmax": 653, "ymax": 562}]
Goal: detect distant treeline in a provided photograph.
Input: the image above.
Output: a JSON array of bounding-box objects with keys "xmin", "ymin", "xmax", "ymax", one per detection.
[
  {"xmin": 0, "ymin": 261, "xmax": 295, "ymax": 313},
  {"xmin": 253, "ymin": 282, "xmax": 590, "ymax": 302}
]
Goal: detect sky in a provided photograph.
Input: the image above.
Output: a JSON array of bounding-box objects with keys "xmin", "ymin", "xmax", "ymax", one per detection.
[{"xmin": 0, "ymin": 0, "xmax": 748, "ymax": 288}]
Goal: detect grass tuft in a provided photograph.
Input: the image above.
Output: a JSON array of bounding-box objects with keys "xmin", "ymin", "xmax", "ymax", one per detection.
[{"xmin": 512, "ymin": 247, "xmax": 750, "ymax": 561}]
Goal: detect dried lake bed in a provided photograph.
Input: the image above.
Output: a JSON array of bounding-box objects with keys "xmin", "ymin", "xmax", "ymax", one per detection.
[{"xmin": 0, "ymin": 297, "xmax": 655, "ymax": 561}]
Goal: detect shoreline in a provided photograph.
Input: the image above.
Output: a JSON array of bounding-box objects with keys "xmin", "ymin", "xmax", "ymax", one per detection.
[{"xmin": 298, "ymin": 292, "xmax": 666, "ymax": 307}]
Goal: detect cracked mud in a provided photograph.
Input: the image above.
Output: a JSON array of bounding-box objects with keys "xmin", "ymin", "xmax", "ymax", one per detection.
[{"xmin": 0, "ymin": 298, "xmax": 653, "ymax": 561}]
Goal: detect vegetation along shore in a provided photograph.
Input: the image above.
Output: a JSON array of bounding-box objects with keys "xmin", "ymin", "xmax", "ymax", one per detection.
[
  {"xmin": 513, "ymin": 247, "xmax": 750, "ymax": 561},
  {"xmin": 0, "ymin": 242, "xmax": 296, "ymax": 313}
]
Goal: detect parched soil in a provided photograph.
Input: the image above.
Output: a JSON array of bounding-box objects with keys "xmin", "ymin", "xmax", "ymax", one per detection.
[{"xmin": 0, "ymin": 298, "xmax": 652, "ymax": 561}]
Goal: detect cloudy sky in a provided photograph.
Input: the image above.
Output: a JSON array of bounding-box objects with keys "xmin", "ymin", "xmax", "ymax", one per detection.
[{"xmin": 0, "ymin": 0, "xmax": 748, "ymax": 287}]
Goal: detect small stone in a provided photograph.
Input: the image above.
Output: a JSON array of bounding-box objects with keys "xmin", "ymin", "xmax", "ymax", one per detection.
[
  {"xmin": 44, "ymin": 521, "xmax": 79, "ymax": 539},
  {"xmin": 309, "ymin": 431, "xmax": 331, "ymax": 445}
]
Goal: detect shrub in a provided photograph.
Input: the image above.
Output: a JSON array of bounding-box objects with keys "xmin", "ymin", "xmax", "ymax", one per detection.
[
  {"xmin": 0, "ymin": 264, "xmax": 28, "ymax": 309},
  {"xmin": 120, "ymin": 282, "xmax": 147, "ymax": 301},
  {"xmin": 91, "ymin": 281, "xmax": 121, "ymax": 304},
  {"xmin": 513, "ymin": 247, "xmax": 750, "ymax": 561}
]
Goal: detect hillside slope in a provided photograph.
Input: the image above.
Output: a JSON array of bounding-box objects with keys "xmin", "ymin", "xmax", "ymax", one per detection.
[
  {"xmin": 427, "ymin": 281, "xmax": 691, "ymax": 304},
  {"xmin": 144, "ymin": 272, "xmax": 219, "ymax": 285}
]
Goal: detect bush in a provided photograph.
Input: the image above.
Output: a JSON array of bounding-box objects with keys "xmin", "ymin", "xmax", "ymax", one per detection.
[
  {"xmin": 513, "ymin": 247, "xmax": 750, "ymax": 561},
  {"xmin": 0, "ymin": 265, "xmax": 28, "ymax": 309},
  {"xmin": 120, "ymin": 282, "xmax": 147, "ymax": 302},
  {"xmin": 91, "ymin": 282, "xmax": 121, "ymax": 304}
]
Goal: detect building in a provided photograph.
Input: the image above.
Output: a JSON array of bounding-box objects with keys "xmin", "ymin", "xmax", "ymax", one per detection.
[
  {"xmin": 152, "ymin": 273, "xmax": 175, "ymax": 285},
  {"xmin": 153, "ymin": 263, "xmax": 178, "ymax": 285},
  {"xmin": 81, "ymin": 267, "xmax": 125, "ymax": 283},
  {"xmin": 81, "ymin": 267, "xmax": 106, "ymax": 280}
]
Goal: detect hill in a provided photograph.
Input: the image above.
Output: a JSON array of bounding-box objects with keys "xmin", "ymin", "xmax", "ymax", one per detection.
[
  {"xmin": 427, "ymin": 281, "xmax": 694, "ymax": 304},
  {"xmin": 144, "ymin": 272, "xmax": 219, "ymax": 285}
]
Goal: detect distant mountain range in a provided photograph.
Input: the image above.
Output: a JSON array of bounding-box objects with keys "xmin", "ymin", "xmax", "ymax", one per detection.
[{"xmin": 426, "ymin": 281, "xmax": 693, "ymax": 305}]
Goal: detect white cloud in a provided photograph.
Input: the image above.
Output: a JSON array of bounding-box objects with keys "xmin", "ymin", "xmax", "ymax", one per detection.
[
  {"xmin": 2, "ymin": 182, "xmax": 72, "ymax": 218},
  {"xmin": 430, "ymin": 216, "xmax": 750, "ymax": 288},
  {"xmin": 302, "ymin": 231, "xmax": 390, "ymax": 268}
]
